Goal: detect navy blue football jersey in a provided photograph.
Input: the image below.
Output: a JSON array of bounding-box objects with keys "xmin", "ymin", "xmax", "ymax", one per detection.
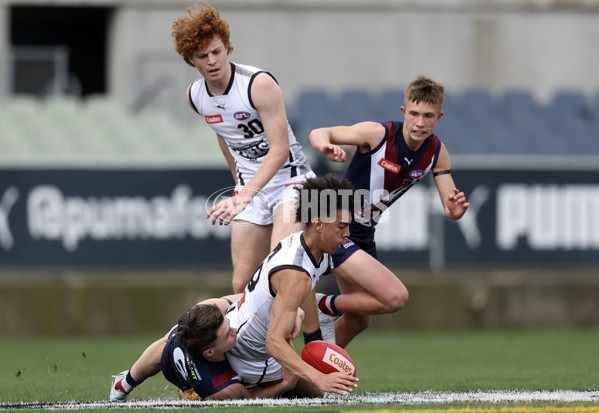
[{"xmin": 161, "ymin": 327, "xmax": 241, "ymax": 399}]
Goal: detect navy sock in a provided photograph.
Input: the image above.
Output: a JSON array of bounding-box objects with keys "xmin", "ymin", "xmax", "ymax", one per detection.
[
  {"xmin": 303, "ymin": 328, "xmax": 323, "ymax": 344},
  {"xmin": 121, "ymin": 371, "xmax": 141, "ymax": 392},
  {"xmin": 318, "ymin": 294, "xmax": 341, "ymax": 316}
]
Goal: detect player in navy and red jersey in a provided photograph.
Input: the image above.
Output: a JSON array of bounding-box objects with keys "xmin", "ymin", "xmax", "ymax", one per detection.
[
  {"xmin": 159, "ymin": 324, "xmax": 240, "ymax": 400},
  {"xmin": 109, "ymin": 295, "xmax": 298, "ymax": 401},
  {"xmin": 343, "ymin": 119, "xmax": 442, "ymax": 240},
  {"xmin": 307, "ymin": 76, "xmax": 470, "ymax": 348}
]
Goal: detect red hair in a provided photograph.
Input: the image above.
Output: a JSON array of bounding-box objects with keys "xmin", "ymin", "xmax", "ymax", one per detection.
[{"xmin": 172, "ymin": 3, "xmax": 234, "ymax": 66}]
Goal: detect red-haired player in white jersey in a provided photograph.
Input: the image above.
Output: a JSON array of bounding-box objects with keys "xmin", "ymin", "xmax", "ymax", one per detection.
[{"xmin": 172, "ymin": 3, "xmax": 314, "ymax": 294}]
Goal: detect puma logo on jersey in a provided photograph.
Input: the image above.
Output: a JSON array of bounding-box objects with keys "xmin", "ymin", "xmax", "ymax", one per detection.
[
  {"xmin": 378, "ymin": 158, "xmax": 401, "ymax": 174},
  {"xmin": 205, "ymin": 114, "xmax": 224, "ymax": 124}
]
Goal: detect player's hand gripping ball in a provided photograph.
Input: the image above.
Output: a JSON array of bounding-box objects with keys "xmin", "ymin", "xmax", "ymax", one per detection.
[{"xmin": 301, "ymin": 340, "xmax": 356, "ymax": 376}]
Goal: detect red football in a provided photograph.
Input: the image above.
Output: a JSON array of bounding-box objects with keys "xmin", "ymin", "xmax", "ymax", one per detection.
[{"xmin": 301, "ymin": 340, "xmax": 356, "ymax": 377}]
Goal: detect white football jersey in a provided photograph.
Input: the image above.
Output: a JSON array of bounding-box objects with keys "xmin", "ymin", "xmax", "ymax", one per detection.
[
  {"xmin": 226, "ymin": 231, "xmax": 330, "ymax": 365},
  {"xmin": 188, "ymin": 62, "xmax": 311, "ymax": 186}
]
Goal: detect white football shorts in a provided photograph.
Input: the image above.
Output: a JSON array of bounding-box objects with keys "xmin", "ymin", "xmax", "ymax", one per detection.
[
  {"xmin": 224, "ymin": 353, "xmax": 283, "ymax": 385},
  {"xmin": 233, "ymin": 171, "xmax": 315, "ymax": 226}
]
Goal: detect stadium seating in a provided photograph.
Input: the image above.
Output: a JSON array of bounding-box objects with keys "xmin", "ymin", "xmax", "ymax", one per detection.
[
  {"xmin": 0, "ymin": 95, "xmax": 225, "ymax": 165},
  {"xmin": 2, "ymin": 87, "xmax": 598, "ymax": 166},
  {"xmin": 379, "ymin": 89, "xmax": 405, "ymax": 121},
  {"xmin": 293, "ymin": 89, "xmax": 341, "ymax": 142},
  {"xmin": 336, "ymin": 89, "xmax": 381, "ymax": 125},
  {"xmin": 291, "ymin": 87, "xmax": 599, "ymax": 158},
  {"xmin": 544, "ymin": 90, "xmax": 595, "ymax": 155}
]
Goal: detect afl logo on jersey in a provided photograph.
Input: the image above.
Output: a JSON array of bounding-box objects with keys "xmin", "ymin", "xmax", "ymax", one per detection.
[
  {"xmin": 234, "ymin": 111, "xmax": 251, "ymax": 121},
  {"xmin": 410, "ymin": 170, "xmax": 425, "ymax": 179}
]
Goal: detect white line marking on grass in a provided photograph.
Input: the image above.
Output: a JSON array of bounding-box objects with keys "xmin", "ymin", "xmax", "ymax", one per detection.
[{"xmin": 1, "ymin": 390, "xmax": 598, "ymax": 410}]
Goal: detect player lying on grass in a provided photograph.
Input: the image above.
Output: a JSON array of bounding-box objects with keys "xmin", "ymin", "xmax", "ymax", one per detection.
[
  {"xmin": 110, "ymin": 175, "xmax": 359, "ymax": 400},
  {"xmin": 109, "ymin": 295, "xmax": 302, "ymax": 401}
]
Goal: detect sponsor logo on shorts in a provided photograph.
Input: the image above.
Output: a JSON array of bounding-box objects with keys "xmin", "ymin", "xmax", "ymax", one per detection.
[
  {"xmin": 205, "ymin": 114, "xmax": 224, "ymax": 124},
  {"xmin": 378, "ymin": 158, "xmax": 401, "ymax": 174},
  {"xmin": 234, "ymin": 111, "xmax": 251, "ymax": 121},
  {"xmin": 341, "ymin": 238, "xmax": 355, "ymax": 249}
]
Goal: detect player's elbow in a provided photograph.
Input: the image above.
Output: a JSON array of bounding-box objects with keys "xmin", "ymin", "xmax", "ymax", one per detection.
[
  {"xmin": 271, "ymin": 137, "xmax": 290, "ymax": 154},
  {"xmin": 308, "ymin": 129, "xmax": 319, "ymax": 145},
  {"xmin": 265, "ymin": 335, "xmax": 282, "ymax": 358},
  {"xmin": 269, "ymin": 143, "xmax": 291, "ymax": 168},
  {"xmin": 232, "ymin": 278, "xmax": 246, "ymax": 295}
]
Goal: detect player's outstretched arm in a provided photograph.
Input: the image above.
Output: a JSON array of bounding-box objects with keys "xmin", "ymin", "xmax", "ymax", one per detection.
[
  {"xmin": 195, "ymin": 294, "xmax": 242, "ymax": 314},
  {"xmin": 433, "ymin": 144, "xmax": 469, "ymax": 220},
  {"xmin": 266, "ymin": 270, "xmax": 359, "ymax": 396},
  {"xmin": 204, "ymin": 383, "xmax": 249, "ymax": 400},
  {"xmin": 207, "ymin": 367, "xmax": 298, "ymax": 400},
  {"xmin": 309, "ymin": 122, "xmax": 386, "ymax": 162}
]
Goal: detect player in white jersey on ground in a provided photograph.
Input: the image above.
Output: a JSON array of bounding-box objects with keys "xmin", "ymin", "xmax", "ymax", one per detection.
[
  {"xmin": 224, "ymin": 174, "xmax": 359, "ymax": 396},
  {"xmin": 172, "ymin": 3, "xmax": 315, "ymax": 295}
]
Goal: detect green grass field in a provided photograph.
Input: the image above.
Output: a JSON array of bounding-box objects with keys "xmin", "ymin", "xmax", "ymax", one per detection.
[{"xmin": 1, "ymin": 329, "xmax": 598, "ymax": 412}]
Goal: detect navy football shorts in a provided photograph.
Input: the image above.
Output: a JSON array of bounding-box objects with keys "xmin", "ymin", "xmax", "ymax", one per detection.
[{"xmin": 331, "ymin": 235, "xmax": 378, "ymax": 268}]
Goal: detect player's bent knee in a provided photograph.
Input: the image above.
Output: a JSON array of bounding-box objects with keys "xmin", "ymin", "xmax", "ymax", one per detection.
[
  {"xmin": 381, "ymin": 287, "xmax": 409, "ymax": 313},
  {"xmin": 232, "ymin": 277, "xmax": 247, "ymax": 294}
]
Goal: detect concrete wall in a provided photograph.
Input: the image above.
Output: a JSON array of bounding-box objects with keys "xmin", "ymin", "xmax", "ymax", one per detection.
[
  {"xmin": 103, "ymin": 0, "xmax": 599, "ymax": 125},
  {"xmin": 2, "ymin": 269, "xmax": 598, "ymax": 336},
  {"xmin": 3, "ymin": 1, "xmax": 598, "ymax": 120}
]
